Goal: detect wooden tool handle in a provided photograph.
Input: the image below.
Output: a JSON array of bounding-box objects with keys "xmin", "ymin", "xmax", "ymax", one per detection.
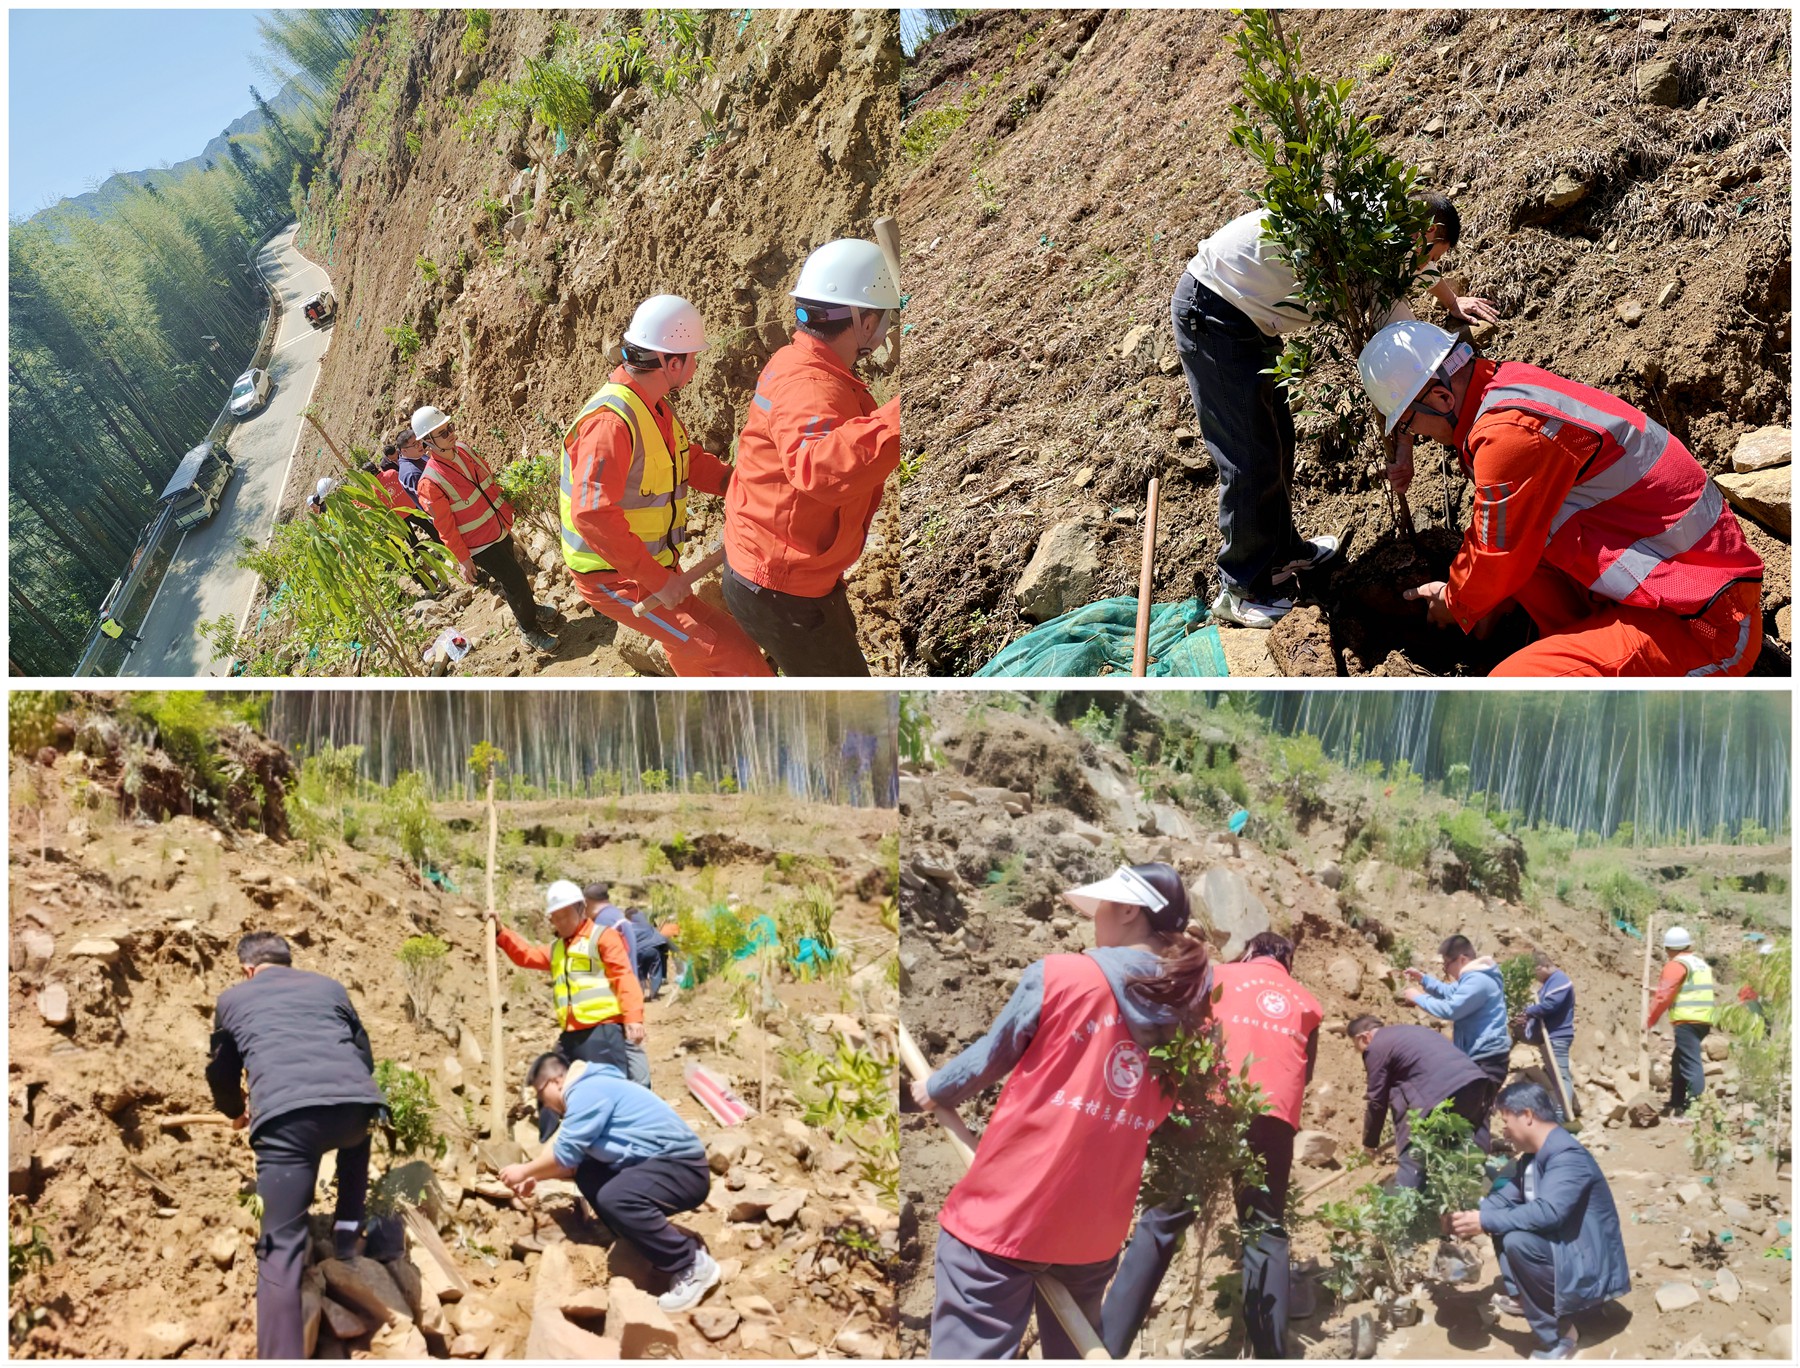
[
  {"xmin": 898, "ymin": 1023, "xmax": 978, "ymax": 1166},
  {"xmin": 634, "ymin": 545, "xmax": 726, "ymax": 617},
  {"xmin": 158, "ymin": 1113, "xmax": 235, "ymax": 1130},
  {"xmin": 1131, "ymin": 477, "xmax": 1161, "ymax": 677}
]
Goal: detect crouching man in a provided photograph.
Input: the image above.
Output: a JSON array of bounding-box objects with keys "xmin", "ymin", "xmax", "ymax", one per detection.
[
  {"xmin": 498, "ymin": 1055, "xmax": 721, "ymax": 1312},
  {"xmin": 1447, "ymin": 1082, "xmax": 1630, "ymax": 1361}
]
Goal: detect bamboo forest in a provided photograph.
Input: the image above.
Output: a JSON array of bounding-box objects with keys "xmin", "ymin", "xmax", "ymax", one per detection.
[
  {"xmin": 267, "ymin": 690, "xmax": 898, "ymax": 805},
  {"xmin": 8, "ymin": 11, "xmax": 373, "ymax": 673}
]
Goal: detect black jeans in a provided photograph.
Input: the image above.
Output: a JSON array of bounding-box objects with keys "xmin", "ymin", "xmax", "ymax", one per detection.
[
  {"xmin": 1171, "ymin": 271, "xmax": 1304, "ymax": 601},
  {"xmin": 575, "ymin": 1154, "xmax": 710, "ymax": 1275},
  {"xmin": 251, "ymin": 1102, "xmax": 379, "ymax": 1360},
  {"xmin": 537, "ymin": 1023, "xmax": 629, "ymax": 1142},
  {"xmin": 471, "ymin": 536, "xmax": 541, "ymax": 635},
  {"xmin": 1394, "ymin": 1078, "xmax": 1491, "ymax": 1191},
  {"xmin": 1671, "ymin": 1023, "xmax": 1709, "ymax": 1112},
  {"xmin": 1100, "ymin": 1114, "xmax": 1296, "ymax": 1358},
  {"xmin": 1471, "ymin": 1051, "xmax": 1512, "ymax": 1141},
  {"xmin": 638, "ymin": 947, "xmax": 668, "ymax": 998},
  {"xmin": 721, "ymin": 560, "xmax": 870, "ymax": 677}
]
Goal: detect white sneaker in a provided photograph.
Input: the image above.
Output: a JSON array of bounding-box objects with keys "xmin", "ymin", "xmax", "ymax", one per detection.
[
  {"xmin": 658, "ymin": 1247, "xmax": 721, "ymax": 1312},
  {"xmin": 1271, "ymin": 535, "xmax": 1342, "ymax": 584},
  {"xmin": 1211, "ymin": 588, "xmax": 1293, "ymax": 629}
]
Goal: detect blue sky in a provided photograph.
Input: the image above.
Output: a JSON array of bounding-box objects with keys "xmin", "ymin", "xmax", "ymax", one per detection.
[{"xmin": 9, "ymin": 9, "xmax": 273, "ymax": 218}]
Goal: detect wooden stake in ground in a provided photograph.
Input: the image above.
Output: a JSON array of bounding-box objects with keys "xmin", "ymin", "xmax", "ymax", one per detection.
[
  {"xmin": 873, "ymin": 216, "xmax": 903, "ymax": 372},
  {"xmin": 303, "ymin": 409, "xmax": 354, "ymax": 473},
  {"xmin": 485, "ymin": 770, "xmax": 505, "ymax": 1139},
  {"xmin": 1638, "ymin": 912, "xmax": 1656, "ymax": 1095},
  {"xmin": 898, "ymin": 1024, "xmax": 1110, "ymax": 1360},
  {"xmin": 1132, "ymin": 476, "xmax": 1161, "ymax": 677}
]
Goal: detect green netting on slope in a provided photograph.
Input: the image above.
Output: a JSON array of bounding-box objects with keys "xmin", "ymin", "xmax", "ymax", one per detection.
[{"xmin": 974, "ymin": 596, "xmax": 1230, "ymax": 678}]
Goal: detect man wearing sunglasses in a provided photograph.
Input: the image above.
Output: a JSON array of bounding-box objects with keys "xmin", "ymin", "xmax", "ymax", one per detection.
[{"xmin": 1358, "ymin": 320, "xmax": 1763, "ymax": 676}]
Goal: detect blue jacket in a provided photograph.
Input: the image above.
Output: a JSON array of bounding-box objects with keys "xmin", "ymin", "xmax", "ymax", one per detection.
[
  {"xmin": 1522, "ymin": 968, "xmax": 1576, "ymax": 1045},
  {"xmin": 1417, "ymin": 957, "xmax": 1511, "ymax": 1062},
  {"xmin": 550, "ymin": 1063, "xmax": 705, "ymax": 1171},
  {"xmin": 1479, "ymin": 1126, "xmax": 1630, "ymax": 1316}
]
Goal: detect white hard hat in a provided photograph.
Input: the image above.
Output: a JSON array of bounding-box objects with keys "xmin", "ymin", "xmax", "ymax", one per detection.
[
  {"xmin": 544, "ymin": 880, "xmax": 585, "ymax": 917},
  {"xmin": 791, "ymin": 238, "xmax": 900, "ymax": 311},
  {"xmin": 411, "ymin": 405, "xmax": 452, "ymax": 440},
  {"xmin": 1357, "ymin": 321, "xmax": 1461, "ymax": 435},
  {"xmin": 1662, "ymin": 926, "xmax": 1693, "ymax": 950},
  {"xmin": 623, "ymin": 295, "xmax": 708, "ymax": 355},
  {"xmin": 314, "ymin": 477, "xmax": 336, "ymax": 500}
]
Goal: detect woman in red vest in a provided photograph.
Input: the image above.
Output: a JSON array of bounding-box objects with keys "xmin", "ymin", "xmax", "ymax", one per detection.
[
  {"xmin": 1100, "ymin": 931, "xmax": 1322, "ymax": 1358},
  {"xmin": 912, "ymin": 863, "xmax": 1210, "ymax": 1359}
]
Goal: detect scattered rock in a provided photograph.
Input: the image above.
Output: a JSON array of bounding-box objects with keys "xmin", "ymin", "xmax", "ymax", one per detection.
[
  {"xmin": 1717, "ymin": 1195, "xmax": 1753, "ymax": 1224},
  {"xmin": 441, "ymin": 1055, "xmax": 465, "ymax": 1092},
  {"xmin": 1638, "ymin": 58, "xmax": 1681, "ymax": 106},
  {"xmin": 836, "ymin": 1328, "xmax": 885, "ymax": 1357},
  {"xmin": 1326, "ymin": 957, "xmax": 1364, "ymax": 999},
  {"xmin": 370, "ymin": 1321, "xmax": 430, "ymax": 1359},
  {"xmin": 1677, "ymin": 1182, "xmax": 1706, "ymax": 1205},
  {"xmin": 1703, "ymin": 1035, "xmax": 1731, "ymax": 1062},
  {"xmin": 9, "ymin": 1117, "xmax": 34, "ymax": 1193},
  {"xmin": 1732, "ymin": 427, "xmax": 1791, "ymax": 474},
  {"xmin": 37, "ymin": 983, "xmax": 71, "ymax": 1026},
  {"xmin": 207, "ymin": 1234, "xmax": 238, "ymax": 1270},
  {"xmin": 1195, "ymin": 867, "xmax": 1271, "ymax": 961},
  {"xmin": 320, "ymin": 1257, "xmax": 413, "ymax": 1328},
  {"xmin": 1639, "ymin": 17, "xmax": 1670, "ymax": 37},
  {"xmin": 1316, "ymin": 861, "xmax": 1342, "ymax": 891},
  {"xmin": 322, "ymin": 1297, "xmax": 373, "ymax": 1339},
  {"xmin": 1655, "ymin": 1280, "xmax": 1700, "ymax": 1313},
  {"xmin": 693, "ymin": 1307, "xmax": 740, "ymax": 1342},
  {"xmin": 70, "ymin": 938, "xmax": 121, "ymax": 965},
  {"xmin": 1616, "ymin": 299, "xmax": 1644, "ymax": 327},
  {"xmin": 1627, "ymin": 1093, "xmax": 1661, "ymax": 1128},
  {"xmin": 1014, "ymin": 522, "xmax": 1102, "ymax": 623},
  {"xmin": 1710, "ymin": 1266, "xmax": 1741, "ymax": 1305},
  {"xmin": 1117, "ymin": 324, "xmax": 1160, "ymax": 370},
  {"xmin": 17, "ymin": 927, "xmax": 54, "ymax": 973},
  {"xmin": 1675, "ymin": 1334, "xmax": 1716, "ymax": 1359},
  {"xmin": 1544, "ymin": 172, "xmax": 1588, "ymax": 210},
  {"xmin": 606, "ymin": 1277, "xmax": 681, "ymax": 1358},
  {"xmin": 1717, "ymin": 466, "xmax": 1790, "ymax": 538},
  {"xmin": 728, "ymin": 1188, "xmax": 784, "ymax": 1222},
  {"xmin": 1656, "ymin": 280, "xmax": 1682, "ymax": 308},
  {"xmin": 1295, "ymin": 1130, "xmax": 1339, "ymax": 1167},
  {"xmin": 767, "ymin": 1190, "xmax": 806, "ymax": 1224},
  {"xmin": 140, "ymin": 1321, "xmax": 196, "ymax": 1359}
]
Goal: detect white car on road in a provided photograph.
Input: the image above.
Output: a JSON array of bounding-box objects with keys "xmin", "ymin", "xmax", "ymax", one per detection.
[{"xmin": 228, "ymin": 367, "xmax": 272, "ymax": 417}]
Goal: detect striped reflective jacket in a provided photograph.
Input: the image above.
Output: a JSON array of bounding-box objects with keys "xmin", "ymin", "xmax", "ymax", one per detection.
[
  {"xmin": 1670, "ymin": 953, "xmax": 1715, "ymax": 1024},
  {"xmin": 419, "ymin": 442, "xmax": 513, "ymax": 557},
  {"xmin": 561, "ymin": 381, "xmax": 691, "ymax": 573},
  {"xmin": 551, "ymin": 924, "xmax": 624, "ymax": 1031}
]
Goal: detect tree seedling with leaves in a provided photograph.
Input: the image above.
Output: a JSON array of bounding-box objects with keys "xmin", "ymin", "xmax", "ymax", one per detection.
[{"xmin": 398, "ymin": 934, "xmax": 451, "ymax": 1025}]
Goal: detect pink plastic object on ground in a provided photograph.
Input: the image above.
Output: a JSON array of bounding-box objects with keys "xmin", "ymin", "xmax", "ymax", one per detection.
[{"xmin": 684, "ymin": 1062, "xmax": 753, "ymax": 1127}]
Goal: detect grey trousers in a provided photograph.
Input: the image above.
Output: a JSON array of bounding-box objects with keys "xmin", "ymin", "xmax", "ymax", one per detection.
[
  {"xmin": 1495, "ymin": 1229, "xmax": 1566, "ymax": 1350},
  {"xmin": 625, "ymin": 1041, "xmax": 652, "ymax": 1089},
  {"xmin": 930, "ymin": 1227, "xmax": 1116, "ymax": 1360}
]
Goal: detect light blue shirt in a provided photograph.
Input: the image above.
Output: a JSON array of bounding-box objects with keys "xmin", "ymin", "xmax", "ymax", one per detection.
[{"xmin": 551, "ymin": 1063, "xmax": 705, "ymax": 1171}]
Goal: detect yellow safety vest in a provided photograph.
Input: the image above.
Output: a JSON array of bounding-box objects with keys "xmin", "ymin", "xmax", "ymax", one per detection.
[
  {"xmin": 1671, "ymin": 952, "xmax": 1714, "ymax": 1024},
  {"xmin": 560, "ymin": 382, "xmax": 691, "ymax": 573},
  {"xmin": 550, "ymin": 924, "xmax": 622, "ymax": 1030},
  {"xmin": 100, "ymin": 619, "xmax": 124, "ymax": 640}
]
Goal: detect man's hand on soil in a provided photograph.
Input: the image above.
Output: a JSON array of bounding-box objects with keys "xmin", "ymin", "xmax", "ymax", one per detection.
[
  {"xmin": 625, "ymin": 1023, "xmax": 646, "ymax": 1045},
  {"xmin": 1448, "ymin": 1209, "xmax": 1484, "ymax": 1239},
  {"xmin": 498, "ymin": 1165, "xmax": 536, "ymax": 1197},
  {"xmin": 909, "ymin": 1079, "xmax": 937, "ymax": 1112},
  {"xmin": 1451, "ymin": 296, "xmax": 1500, "ymax": 325},
  {"xmin": 1405, "ymin": 581, "xmax": 1456, "ymax": 627}
]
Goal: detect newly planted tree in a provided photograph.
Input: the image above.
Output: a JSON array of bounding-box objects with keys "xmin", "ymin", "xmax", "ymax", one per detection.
[{"xmin": 397, "ymin": 934, "xmax": 450, "ymax": 1025}]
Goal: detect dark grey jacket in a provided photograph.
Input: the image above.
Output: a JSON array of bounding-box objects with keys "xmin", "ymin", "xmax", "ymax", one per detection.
[
  {"xmin": 1361, "ymin": 1023, "xmax": 1490, "ymax": 1151},
  {"xmin": 1480, "ymin": 1126, "xmax": 1631, "ymax": 1315},
  {"xmin": 206, "ymin": 966, "xmax": 384, "ymax": 1137}
]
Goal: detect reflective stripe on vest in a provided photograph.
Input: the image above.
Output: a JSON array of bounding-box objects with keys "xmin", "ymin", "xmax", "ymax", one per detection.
[
  {"xmin": 1671, "ymin": 952, "xmax": 1715, "ymax": 1024},
  {"xmin": 560, "ymin": 382, "xmax": 691, "ymax": 573},
  {"xmin": 551, "ymin": 926, "xmax": 622, "ymax": 1029},
  {"xmin": 938, "ymin": 954, "xmax": 1174, "ymax": 1265},
  {"xmin": 1469, "ymin": 365, "xmax": 1757, "ymax": 613},
  {"xmin": 421, "ymin": 444, "xmax": 507, "ymax": 550}
]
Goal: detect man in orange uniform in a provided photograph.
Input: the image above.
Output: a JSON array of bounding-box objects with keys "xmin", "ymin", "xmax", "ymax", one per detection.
[
  {"xmin": 490, "ymin": 880, "xmax": 645, "ymax": 1141},
  {"xmin": 722, "ymin": 238, "xmax": 901, "ymax": 676},
  {"xmin": 560, "ymin": 295, "xmax": 771, "ymax": 677},
  {"xmin": 413, "ymin": 405, "xmax": 559, "ymax": 653},
  {"xmin": 1358, "ymin": 321, "xmax": 1763, "ymax": 675}
]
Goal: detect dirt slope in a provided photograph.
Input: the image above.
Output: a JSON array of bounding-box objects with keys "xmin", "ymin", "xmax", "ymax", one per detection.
[
  {"xmin": 896, "ymin": 692, "xmax": 1791, "ymax": 1359},
  {"xmin": 279, "ymin": 8, "xmax": 900, "ymax": 676},
  {"xmin": 898, "ymin": 9, "xmax": 1791, "ymax": 675},
  {"xmin": 8, "ymin": 706, "xmax": 899, "ymax": 1358}
]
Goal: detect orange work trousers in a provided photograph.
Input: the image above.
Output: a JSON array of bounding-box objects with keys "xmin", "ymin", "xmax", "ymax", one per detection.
[
  {"xmin": 1492, "ymin": 567, "xmax": 1761, "ymax": 677},
  {"xmin": 573, "ymin": 570, "xmax": 773, "ymax": 678}
]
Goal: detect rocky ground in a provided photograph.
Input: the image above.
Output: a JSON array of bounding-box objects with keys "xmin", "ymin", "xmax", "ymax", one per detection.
[
  {"xmin": 896, "ymin": 691, "xmax": 1792, "ymax": 1358},
  {"xmin": 261, "ymin": 8, "xmax": 900, "ymax": 677},
  {"xmin": 8, "ymin": 700, "xmax": 899, "ymax": 1358},
  {"xmin": 899, "ymin": 9, "xmax": 1792, "ymax": 676}
]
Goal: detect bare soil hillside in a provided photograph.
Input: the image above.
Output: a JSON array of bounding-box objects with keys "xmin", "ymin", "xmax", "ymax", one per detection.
[
  {"xmin": 278, "ymin": 8, "xmax": 900, "ymax": 676},
  {"xmin": 899, "ymin": 9, "xmax": 1791, "ymax": 675},
  {"xmin": 896, "ymin": 692, "xmax": 1792, "ymax": 1359},
  {"xmin": 8, "ymin": 703, "xmax": 899, "ymax": 1358}
]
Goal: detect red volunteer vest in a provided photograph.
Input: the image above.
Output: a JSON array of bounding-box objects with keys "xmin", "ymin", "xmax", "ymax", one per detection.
[
  {"xmin": 939, "ymin": 954, "xmax": 1174, "ymax": 1265},
  {"xmin": 1463, "ymin": 362, "xmax": 1760, "ymax": 614},
  {"xmin": 422, "ymin": 443, "xmax": 514, "ymax": 552},
  {"xmin": 1211, "ymin": 960, "xmax": 1321, "ymax": 1129}
]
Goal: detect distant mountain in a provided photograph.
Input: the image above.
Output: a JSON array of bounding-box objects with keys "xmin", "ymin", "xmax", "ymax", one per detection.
[{"xmin": 37, "ymin": 80, "xmax": 314, "ymax": 223}]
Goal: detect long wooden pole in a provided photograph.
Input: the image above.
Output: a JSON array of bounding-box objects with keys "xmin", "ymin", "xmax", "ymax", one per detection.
[
  {"xmin": 872, "ymin": 215, "xmax": 902, "ymax": 374},
  {"xmin": 486, "ymin": 772, "xmax": 505, "ymax": 1138},
  {"xmin": 899, "ymin": 1024, "xmax": 1110, "ymax": 1360},
  {"xmin": 1638, "ymin": 912, "xmax": 1656, "ymax": 1092},
  {"xmin": 1131, "ymin": 477, "xmax": 1161, "ymax": 677}
]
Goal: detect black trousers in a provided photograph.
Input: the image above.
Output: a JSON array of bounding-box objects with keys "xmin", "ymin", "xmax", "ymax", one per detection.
[
  {"xmin": 638, "ymin": 947, "xmax": 669, "ymax": 998},
  {"xmin": 1671, "ymin": 1023, "xmax": 1709, "ymax": 1112},
  {"xmin": 1100, "ymin": 1114, "xmax": 1296, "ymax": 1358},
  {"xmin": 721, "ymin": 560, "xmax": 871, "ymax": 677},
  {"xmin": 1171, "ymin": 271, "xmax": 1304, "ymax": 602},
  {"xmin": 537, "ymin": 1023, "xmax": 629, "ymax": 1142},
  {"xmin": 575, "ymin": 1154, "xmax": 710, "ymax": 1275},
  {"xmin": 471, "ymin": 536, "xmax": 540, "ymax": 635},
  {"xmin": 1393, "ymin": 1078, "xmax": 1492, "ymax": 1191},
  {"xmin": 252, "ymin": 1102, "xmax": 378, "ymax": 1360},
  {"xmin": 1471, "ymin": 1051, "xmax": 1511, "ymax": 1141}
]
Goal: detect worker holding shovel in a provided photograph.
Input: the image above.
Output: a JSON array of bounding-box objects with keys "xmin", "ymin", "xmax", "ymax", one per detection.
[{"xmin": 911, "ymin": 863, "xmax": 1208, "ymax": 1358}]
